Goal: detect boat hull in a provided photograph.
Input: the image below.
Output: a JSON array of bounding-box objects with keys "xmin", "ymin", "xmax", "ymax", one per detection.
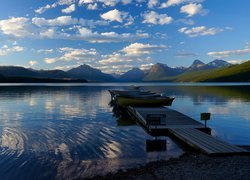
[{"xmin": 116, "ymin": 97, "xmax": 175, "ymax": 107}]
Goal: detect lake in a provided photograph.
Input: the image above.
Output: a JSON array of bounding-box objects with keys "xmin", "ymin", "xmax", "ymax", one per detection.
[{"xmin": 0, "ymin": 83, "xmax": 249, "ymax": 179}]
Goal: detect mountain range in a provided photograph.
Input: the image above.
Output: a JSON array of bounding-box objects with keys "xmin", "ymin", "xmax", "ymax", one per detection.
[{"xmin": 0, "ymin": 59, "xmax": 249, "ymax": 82}]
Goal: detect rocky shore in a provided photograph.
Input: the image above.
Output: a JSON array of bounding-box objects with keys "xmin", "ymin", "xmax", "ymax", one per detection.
[{"xmin": 91, "ymin": 153, "xmax": 250, "ymax": 180}]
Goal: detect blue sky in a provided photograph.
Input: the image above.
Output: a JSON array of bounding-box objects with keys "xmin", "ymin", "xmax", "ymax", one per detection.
[{"xmin": 0, "ymin": 0, "xmax": 250, "ymax": 74}]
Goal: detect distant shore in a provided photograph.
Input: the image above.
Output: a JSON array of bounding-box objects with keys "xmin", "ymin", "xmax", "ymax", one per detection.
[{"xmin": 92, "ymin": 153, "xmax": 250, "ymax": 180}]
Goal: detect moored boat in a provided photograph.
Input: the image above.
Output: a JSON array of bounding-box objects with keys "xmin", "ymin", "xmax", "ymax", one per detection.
[{"xmin": 116, "ymin": 96, "xmax": 175, "ymax": 107}]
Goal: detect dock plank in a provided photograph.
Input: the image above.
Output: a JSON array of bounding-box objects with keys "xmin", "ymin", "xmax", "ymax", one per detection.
[
  {"xmin": 128, "ymin": 107, "xmax": 204, "ymax": 130},
  {"xmin": 169, "ymin": 128, "xmax": 248, "ymax": 155}
]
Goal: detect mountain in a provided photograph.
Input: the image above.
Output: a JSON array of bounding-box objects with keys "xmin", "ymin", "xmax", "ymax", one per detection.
[
  {"xmin": 206, "ymin": 59, "xmax": 231, "ymax": 68},
  {"xmin": 0, "ymin": 66, "xmax": 39, "ymax": 77},
  {"xmin": 67, "ymin": 64, "xmax": 116, "ymax": 82},
  {"xmin": 119, "ymin": 68, "xmax": 145, "ymax": 82},
  {"xmin": 187, "ymin": 59, "xmax": 231, "ymax": 71},
  {"xmin": 188, "ymin": 59, "xmax": 206, "ymax": 71},
  {"xmin": 143, "ymin": 63, "xmax": 186, "ymax": 81},
  {"xmin": 174, "ymin": 60, "xmax": 250, "ymax": 82},
  {"xmin": 0, "ymin": 66, "xmax": 87, "ymax": 83},
  {"xmin": 37, "ymin": 70, "xmax": 71, "ymax": 79}
]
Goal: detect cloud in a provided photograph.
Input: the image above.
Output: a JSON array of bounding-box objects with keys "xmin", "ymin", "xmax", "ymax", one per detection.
[
  {"xmin": 79, "ymin": 0, "xmax": 95, "ymax": 4},
  {"xmin": 121, "ymin": 43, "xmax": 167, "ymax": 56},
  {"xmin": 62, "ymin": 4, "xmax": 76, "ymax": 14},
  {"xmin": 179, "ymin": 26, "xmax": 223, "ymax": 37},
  {"xmin": 35, "ymin": 4, "xmax": 57, "ymax": 14},
  {"xmin": 142, "ymin": 11, "xmax": 173, "ymax": 25},
  {"xmin": 97, "ymin": 42, "xmax": 166, "ymax": 73},
  {"xmin": 97, "ymin": 64, "xmax": 134, "ymax": 74},
  {"xmin": 44, "ymin": 47, "xmax": 98, "ymax": 64},
  {"xmin": 37, "ymin": 49, "xmax": 54, "ymax": 54},
  {"xmin": 160, "ymin": 0, "xmax": 204, "ymax": 8},
  {"xmin": 0, "ymin": 17, "xmax": 32, "ymax": 38},
  {"xmin": 208, "ymin": 48, "xmax": 250, "ymax": 58},
  {"xmin": 58, "ymin": 0, "xmax": 77, "ymax": 5},
  {"xmin": 227, "ymin": 60, "xmax": 248, "ymax": 64},
  {"xmin": 140, "ymin": 63, "xmax": 154, "ymax": 70},
  {"xmin": 100, "ymin": 9, "xmax": 130, "ymax": 23},
  {"xmin": 99, "ymin": 0, "xmax": 118, "ymax": 6},
  {"xmin": 0, "ymin": 17, "xmax": 145, "ymax": 43},
  {"xmin": 180, "ymin": 3, "xmax": 208, "ymax": 17},
  {"xmin": 148, "ymin": 0, "xmax": 159, "ymax": 8},
  {"xmin": 87, "ymin": 3, "xmax": 98, "ymax": 10},
  {"xmin": 29, "ymin": 61, "xmax": 38, "ymax": 66},
  {"xmin": 76, "ymin": 27, "xmax": 148, "ymax": 43},
  {"xmin": 98, "ymin": 52, "xmax": 132, "ymax": 65},
  {"xmin": 122, "ymin": 0, "xmax": 132, "ymax": 5},
  {"xmin": 32, "ymin": 16, "xmax": 108, "ymax": 28},
  {"xmin": 34, "ymin": 0, "xmax": 77, "ymax": 14},
  {"xmin": 0, "ymin": 44, "xmax": 24, "ymax": 56},
  {"xmin": 32, "ymin": 16, "xmax": 78, "ymax": 27},
  {"xmin": 40, "ymin": 28, "xmax": 57, "ymax": 39}
]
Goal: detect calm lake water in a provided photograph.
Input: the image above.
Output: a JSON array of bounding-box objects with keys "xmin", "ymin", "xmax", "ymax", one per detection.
[{"xmin": 0, "ymin": 83, "xmax": 249, "ymax": 179}]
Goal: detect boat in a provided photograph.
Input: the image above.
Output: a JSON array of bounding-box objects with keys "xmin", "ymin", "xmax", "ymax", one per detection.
[
  {"xmin": 108, "ymin": 90, "xmax": 153, "ymax": 98},
  {"xmin": 116, "ymin": 96, "xmax": 175, "ymax": 107}
]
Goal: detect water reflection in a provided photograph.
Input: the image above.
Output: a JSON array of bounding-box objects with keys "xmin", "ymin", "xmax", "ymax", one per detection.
[
  {"xmin": 0, "ymin": 84, "xmax": 249, "ymax": 178},
  {"xmin": 0, "ymin": 86, "xmax": 183, "ymax": 179}
]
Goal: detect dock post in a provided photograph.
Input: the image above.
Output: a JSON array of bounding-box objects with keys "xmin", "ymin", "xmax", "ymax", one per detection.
[{"xmin": 200, "ymin": 113, "xmax": 211, "ymax": 128}]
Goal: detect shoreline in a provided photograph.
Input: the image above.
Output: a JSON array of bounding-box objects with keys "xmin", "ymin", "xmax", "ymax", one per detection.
[{"xmin": 91, "ymin": 153, "xmax": 250, "ymax": 179}]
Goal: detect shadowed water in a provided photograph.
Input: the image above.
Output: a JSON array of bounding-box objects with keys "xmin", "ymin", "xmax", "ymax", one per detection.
[{"xmin": 0, "ymin": 84, "xmax": 249, "ymax": 179}]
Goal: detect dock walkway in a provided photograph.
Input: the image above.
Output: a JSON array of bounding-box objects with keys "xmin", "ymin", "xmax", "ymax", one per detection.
[
  {"xmin": 170, "ymin": 128, "xmax": 248, "ymax": 155},
  {"xmin": 127, "ymin": 106, "xmax": 248, "ymax": 155},
  {"xmin": 127, "ymin": 107, "xmax": 204, "ymax": 130}
]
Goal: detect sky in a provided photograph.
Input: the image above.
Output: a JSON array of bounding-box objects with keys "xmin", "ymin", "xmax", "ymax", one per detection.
[{"xmin": 0, "ymin": 0, "xmax": 250, "ymax": 74}]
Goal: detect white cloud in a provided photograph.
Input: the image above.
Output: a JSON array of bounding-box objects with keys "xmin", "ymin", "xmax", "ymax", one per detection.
[
  {"xmin": 98, "ymin": 53, "xmax": 132, "ymax": 65},
  {"xmin": 37, "ymin": 49, "xmax": 54, "ymax": 54},
  {"xmin": 44, "ymin": 47, "xmax": 98, "ymax": 64},
  {"xmin": 32, "ymin": 16, "xmax": 108, "ymax": 28},
  {"xmin": 35, "ymin": 0, "xmax": 77, "ymax": 14},
  {"xmin": 35, "ymin": 4, "xmax": 57, "ymax": 14},
  {"xmin": 208, "ymin": 48, "xmax": 250, "ymax": 58},
  {"xmin": 79, "ymin": 0, "xmax": 95, "ymax": 4},
  {"xmin": 100, "ymin": 9, "xmax": 125, "ymax": 23},
  {"xmin": 40, "ymin": 28, "xmax": 57, "ymax": 38},
  {"xmin": 179, "ymin": 26, "xmax": 223, "ymax": 37},
  {"xmin": 0, "ymin": 44, "xmax": 24, "ymax": 56},
  {"xmin": 0, "ymin": 17, "xmax": 32, "ymax": 38},
  {"xmin": 32, "ymin": 16, "xmax": 78, "ymax": 27},
  {"xmin": 100, "ymin": 9, "xmax": 134, "ymax": 26},
  {"xmin": 148, "ymin": 0, "xmax": 159, "ymax": 8},
  {"xmin": 0, "ymin": 16, "xmax": 146, "ymax": 43},
  {"xmin": 29, "ymin": 61, "xmax": 38, "ymax": 66},
  {"xmin": 160, "ymin": 0, "xmax": 204, "ymax": 8},
  {"xmin": 97, "ymin": 64, "xmax": 134, "ymax": 74},
  {"xmin": 180, "ymin": 3, "xmax": 207, "ymax": 17},
  {"xmin": 97, "ymin": 42, "xmax": 166, "ymax": 73},
  {"xmin": 142, "ymin": 11, "xmax": 173, "ymax": 25},
  {"xmin": 121, "ymin": 43, "xmax": 167, "ymax": 56},
  {"xmin": 140, "ymin": 63, "xmax": 154, "ymax": 70},
  {"xmin": 62, "ymin": 4, "xmax": 76, "ymax": 14},
  {"xmin": 58, "ymin": 0, "xmax": 77, "ymax": 5},
  {"xmin": 87, "ymin": 3, "xmax": 98, "ymax": 10},
  {"xmin": 99, "ymin": 0, "xmax": 117, "ymax": 6},
  {"xmin": 122, "ymin": 0, "xmax": 132, "ymax": 5},
  {"xmin": 227, "ymin": 60, "xmax": 247, "ymax": 64}
]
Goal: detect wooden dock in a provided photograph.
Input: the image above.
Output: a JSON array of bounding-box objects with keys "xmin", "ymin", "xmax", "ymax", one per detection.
[
  {"xmin": 127, "ymin": 106, "xmax": 248, "ymax": 155},
  {"xmin": 169, "ymin": 128, "xmax": 248, "ymax": 155},
  {"xmin": 127, "ymin": 107, "xmax": 205, "ymax": 130},
  {"xmin": 109, "ymin": 90, "xmax": 248, "ymax": 155}
]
